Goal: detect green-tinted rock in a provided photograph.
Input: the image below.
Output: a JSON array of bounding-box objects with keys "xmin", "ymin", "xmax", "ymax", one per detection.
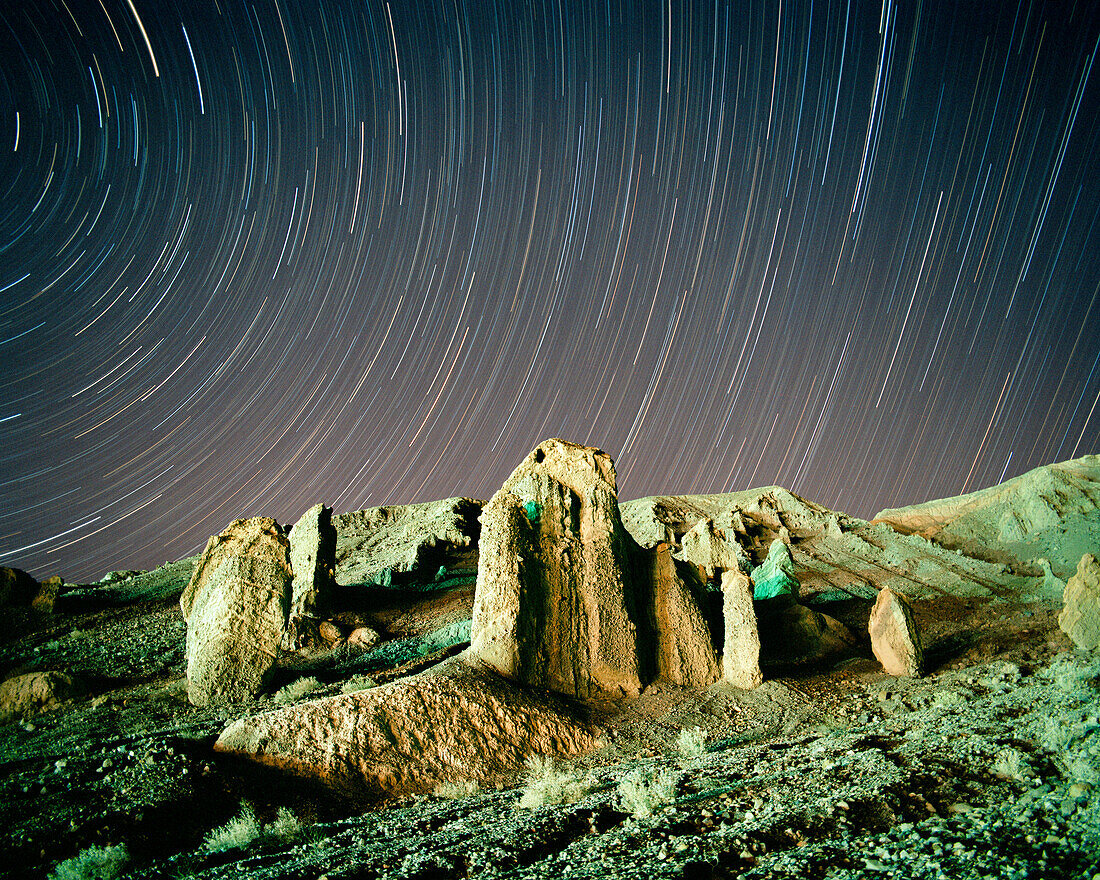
[{"xmin": 751, "ymin": 539, "xmax": 800, "ymax": 600}]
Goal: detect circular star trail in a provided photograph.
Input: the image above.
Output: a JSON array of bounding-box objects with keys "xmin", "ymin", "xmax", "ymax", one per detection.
[{"xmin": 2, "ymin": 0, "xmax": 1099, "ymax": 581}]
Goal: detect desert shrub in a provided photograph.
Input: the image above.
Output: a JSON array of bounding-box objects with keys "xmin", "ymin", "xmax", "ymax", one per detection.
[
  {"xmin": 616, "ymin": 766, "xmax": 680, "ymax": 818},
  {"xmin": 266, "ymin": 807, "xmax": 303, "ymax": 842},
  {"xmin": 49, "ymin": 844, "xmax": 129, "ymax": 880},
  {"xmin": 517, "ymin": 755, "xmax": 593, "ymax": 809},
  {"xmin": 340, "ymin": 674, "xmax": 377, "ymax": 694},
  {"xmin": 991, "ymin": 747, "xmax": 1032, "ymax": 781},
  {"xmin": 273, "ymin": 676, "xmax": 322, "ymax": 705},
  {"xmin": 203, "ymin": 804, "xmax": 305, "ymax": 853},
  {"xmin": 203, "ymin": 804, "xmax": 262, "ymax": 852},
  {"xmin": 675, "ymin": 727, "xmax": 707, "ymax": 758},
  {"xmin": 435, "ymin": 779, "xmax": 479, "ymax": 799}
]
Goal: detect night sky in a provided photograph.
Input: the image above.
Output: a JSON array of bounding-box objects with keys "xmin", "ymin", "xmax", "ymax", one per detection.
[{"xmin": 2, "ymin": 1, "xmax": 1099, "ymax": 582}]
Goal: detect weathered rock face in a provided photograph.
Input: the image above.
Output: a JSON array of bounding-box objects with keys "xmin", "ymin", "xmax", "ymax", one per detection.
[
  {"xmin": 676, "ymin": 519, "xmax": 750, "ymax": 580},
  {"xmin": 215, "ymin": 656, "xmax": 599, "ymax": 797},
  {"xmin": 180, "ymin": 518, "xmax": 293, "ymax": 706},
  {"xmin": 470, "ymin": 439, "xmax": 643, "ymax": 700},
  {"xmin": 1059, "ymin": 553, "xmax": 1100, "ymax": 650},
  {"xmin": 334, "ymin": 497, "xmax": 483, "ymax": 585},
  {"xmin": 720, "ymin": 570, "xmax": 762, "ymax": 689},
  {"xmin": 869, "ymin": 588, "xmax": 924, "ymax": 676},
  {"xmin": 284, "ymin": 504, "xmax": 336, "ymax": 650},
  {"xmin": 642, "ymin": 545, "xmax": 719, "ymax": 688},
  {"xmin": 751, "ymin": 539, "xmax": 800, "ymax": 600}
]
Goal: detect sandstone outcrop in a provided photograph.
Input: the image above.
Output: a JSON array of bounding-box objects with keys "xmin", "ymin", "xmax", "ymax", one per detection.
[
  {"xmin": 869, "ymin": 588, "xmax": 924, "ymax": 676},
  {"xmin": 751, "ymin": 539, "xmax": 800, "ymax": 600},
  {"xmin": 875, "ymin": 454, "xmax": 1100, "ymax": 579},
  {"xmin": 470, "ymin": 439, "xmax": 643, "ymax": 700},
  {"xmin": 284, "ymin": 504, "xmax": 336, "ymax": 650},
  {"xmin": 720, "ymin": 570, "xmax": 762, "ymax": 689},
  {"xmin": 334, "ymin": 497, "xmax": 483, "ymax": 585},
  {"xmin": 676, "ymin": 518, "xmax": 750, "ymax": 579},
  {"xmin": 1059, "ymin": 553, "xmax": 1100, "ymax": 650},
  {"xmin": 642, "ymin": 544, "xmax": 719, "ymax": 688},
  {"xmin": 180, "ymin": 517, "xmax": 293, "ymax": 706},
  {"xmin": 215, "ymin": 656, "xmax": 599, "ymax": 797}
]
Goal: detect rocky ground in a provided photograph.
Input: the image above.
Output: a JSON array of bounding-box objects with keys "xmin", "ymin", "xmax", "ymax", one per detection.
[
  {"xmin": 1, "ymin": 575, "xmax": 1097, "ymax": 880},
  {"xmin": 3, "ymin": 453, "xmax": 1100, "ymax": 880}
]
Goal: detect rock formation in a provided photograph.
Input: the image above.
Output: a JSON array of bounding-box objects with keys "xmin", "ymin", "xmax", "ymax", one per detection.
[
  {"xmin": 720, "ymin": 570, "xmax": 762, "ymax": 689},
  {"xmin": 334, "ymin": 497, "xmax": 483, "ymax": 585},
  {"xmin": 676, "ymin": 518, "xmax": 750, "ymax": 579},
  {"xmin": 869, "ymin": 588, "xmax": 924, "ymax": 676},
  {"xmin": 642, "ymin": 544, "xmax": 719, "ymax": 688},
  {"xmin": 180, "ymin": 517, "xmax": 293, "ymax": 706},
  {"xmin": 1059, "ymin": 553, "xmax": 1100, "ymax": 650},
  {"xmin": 751, "ymin": 539, "xmax": 800, "ymax": 600},
  {"xmin": 284, "ymin": 503, "xmax": 336, "ymax": 650},
  {"xmin": 470, "ymin": 439, "xmax": 643, "ymax": 700},
  {"xmin": 215, "ymin": 656, "xmax": 599, "ymax": 797}
]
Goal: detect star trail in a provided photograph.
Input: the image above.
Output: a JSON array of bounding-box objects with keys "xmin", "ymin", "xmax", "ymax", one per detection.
[{"xmin": 2, "ymin": 0, "xmax": 1099, "ymax": 582}]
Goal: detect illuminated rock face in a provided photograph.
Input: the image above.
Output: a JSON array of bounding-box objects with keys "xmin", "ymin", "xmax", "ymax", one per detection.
[
  {"xmin": 215, "ymin": 657, "xmax": 598, "ymax": 798},
  {"xmin": 470, "ymin": 439, "xmax": 645, "ymax": 700},
  {"xmin": 284, "ymin": 503, "xmax": 336, "ymax": 651},
  {"xmin": 180, "ymin": 517, "xmax": 292, "ymax": 706},
  {"xmin": 643, "ymin": 543, "xmax": 720, "ymax": 689},
  {"xmin": 869, "ymin": 587, "xmax": 924, "ymax": 677},
  {"xmin": 1060, "ymin": 553, "xmax": 1100, "ymax": 651},
  {"xmin": 721, "ymin": 570, "xmax": 762, "ymax": 690}
]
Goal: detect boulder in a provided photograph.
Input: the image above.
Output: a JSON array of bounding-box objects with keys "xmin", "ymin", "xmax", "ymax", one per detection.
[
  {"xmin": 676, "ymin": 519, "xmax": 750, "ymax": 579},
  {"xmin": 1059, "ymin": 553, "xmax": 1100, "ymax": 650},
  {"xmin": 470, "ymin": 439, "xmax": 643, "ymax": 700},
  {"xmin": 284, "ymin": 504, "xmax": 337, "ymax": 650},
  {"xmin": 0, "ymin": 567, "xmax": 39, "ymax": 605},
  {"xmin": 31, "ymin": 576, "xmax": 62, "ymax": 613},
  {"xmin": 642, "ymin": 544, "xmax": 719, "ymax": 688},
  {"xmin": 180, "ymin": 517, "xmax": 293, "ymax": 706},
  {"xmin": 751, "ymin": 539, "xmax": 800, "ymax": 600},
  {"xmin": 720, "ymin": 570, "xmax": 762, "ymax": 689},
  {"xmin": 758, "ymin": 603, "xmax": 858, "ymax": 668},
  {"xmin": 215, "ymin": 656, "xmax": 599, "ymax": 797},
  {"xmin": 0, "ymin": 671, "xmax": 84, "ymax": 722},
  {"xmin": 868, "ymin": 588, "xmax": 924, "ymax": 676},
  {"xmin": 346, "ymin": 625, "xmax": 381, "ymax": 651}
]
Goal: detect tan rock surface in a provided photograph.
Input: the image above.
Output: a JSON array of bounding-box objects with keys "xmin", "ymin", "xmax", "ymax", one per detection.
[
  {"xmin": 470, "ymin": 439, "xmax": 643, "ymax": 700},
  {"xmin": 285, "ymin": 503, "xmax": 336, "ymax": 650},
  {"xmin": 721, "ymin": 570, "xmax": 762, "ymax": 689},
  {"xmin": 642, "ymin": 544, "xmax": 719, "ymax": 688},
  {"xmin": 0, "ymin": 671, "xmax": 84, "ymax": 721},
  {"xmin": 875, "ymin": 454, "xmax": 1100, "ymax": 579},
  {"xmin": 180, "ymin": 517, "xmax": 293, "ymax": 706},
  {"xmin": 215, "ymin": 655, "xmax": 599, "ymax": 797},
  {"xmin": 1059, "ymin": 553, "xmax": 1100, "ymax": 650},
  {"xmin": 869, "ymin": 588, "xmax": 924, "ymax": 676},
  {"xmin": 334, "ymin": 497, "xmax": 483, "ymax": 585},
  {"xmin": 676, "ymin": 518, "xmax": 749, "ymax": 579}
]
